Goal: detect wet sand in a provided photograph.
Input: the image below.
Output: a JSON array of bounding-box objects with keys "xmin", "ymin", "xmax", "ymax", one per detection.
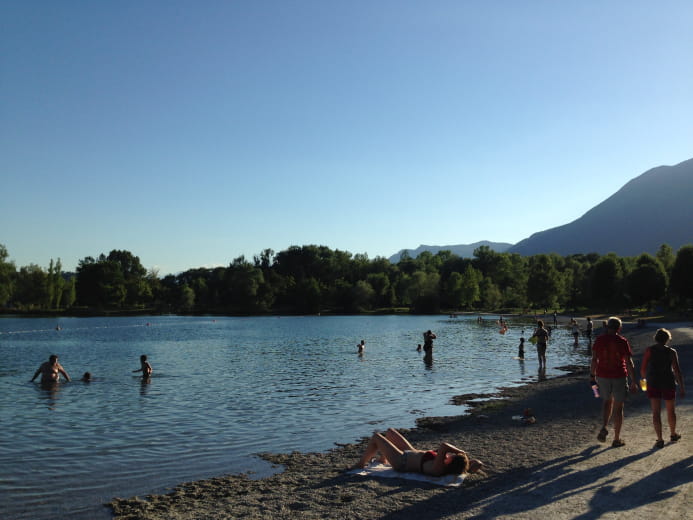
[{"xmin": 109, "ymin": 320, "xmax": 692, "ymax": 519}]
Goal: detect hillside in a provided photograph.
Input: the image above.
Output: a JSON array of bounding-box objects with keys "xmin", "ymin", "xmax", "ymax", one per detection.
[
  {"xmin": 388, "ymin": 241, "xmax": 512, "ymax": 263},
  {"xmin": 508, "ymin": 157, "xmax": 693, "ymax": 256}
]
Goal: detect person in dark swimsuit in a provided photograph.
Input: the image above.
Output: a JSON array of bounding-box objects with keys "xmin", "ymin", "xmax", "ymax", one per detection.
[
  {"xmin": 532, "ymin": 320, "xmax": 549, "ymax": 368},
  {"xmin": 640, "ymin": 328, "xmax": 685, "ymax": 448},
  {"xmin": 354, "ymin": 428, "xmax": 483, "ymax": 476}
]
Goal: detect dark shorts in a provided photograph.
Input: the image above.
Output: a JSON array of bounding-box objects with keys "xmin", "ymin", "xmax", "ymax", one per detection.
[{"xmin": 647, "ymin": 387, "xmax": 676, "ymax": 400}]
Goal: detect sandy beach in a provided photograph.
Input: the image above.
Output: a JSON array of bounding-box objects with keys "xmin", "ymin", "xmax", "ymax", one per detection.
[{"xmin": 109, "ymin": 319, "xmax": 692, "ymax": 519}]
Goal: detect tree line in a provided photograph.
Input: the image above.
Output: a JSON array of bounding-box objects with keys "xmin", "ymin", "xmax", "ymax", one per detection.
[{"xmin": 1, "ymin": 243, "xmax": 692, "ymax": 315}]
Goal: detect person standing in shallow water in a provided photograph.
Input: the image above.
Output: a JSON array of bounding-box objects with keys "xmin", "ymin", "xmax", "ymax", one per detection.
[
  {"xmin": 423, "ymin": 330, "xmax": 436, "ymax": 352},
  {"xmin": 133, "ymin": 355, "xmax": 152, "ymax": 379},
  {"xmin": 423, "ymin": 330, "xmax": 436, "ymax": 363},
  {"xmin": 31, "ymin": 354, "xmax": 71, "ymax": 386},
  {"xmin": 586, "ymin": 317, "xmax": 594, "ymax": 345},
  {"xmin": 518, "ymin": 336, "xmax": 525, "ymax": 360},
  {"xmin": 531, "ymin": 321, "xmax": 549, "ymax": 368},
  {"xmin": 640, "ymin": 328, "xmax": 685, "ymax": 448}
]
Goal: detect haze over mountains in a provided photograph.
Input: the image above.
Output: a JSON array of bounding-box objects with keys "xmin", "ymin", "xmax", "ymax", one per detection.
[{"xmin": 389, "ymin": 158, "xmax": 693, "ymax": 261}]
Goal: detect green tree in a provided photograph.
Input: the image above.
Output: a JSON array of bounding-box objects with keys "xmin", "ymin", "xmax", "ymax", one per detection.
[
  {"xmin": 406, "ymin": 271, "xmax": 440, "ymax": 313},
  {"xmin": 62, "ymin": 277, "xmax": 77, "ymax": 308},
  {"xmin": 51, "ymin": 259, "xmax": 66, "ymax": 309},
  {"xmin": 479, "ymin": 278, "xmax": 502, "ymax": 310},
  {"xmin": 670, "ymin": 245, "xmax": 693, "ymax": 305},
  {"xmin": 14, "ymin": 264, "xmax": 49, "ymax": 309},
  {"xmin": 625, "ymin": 254, "xmax": 667, "ymax": 309},
  {"xmin": 366, "ymin": 272, "xmax": 392, "ymax": 308},
  {"xmin": 590, "ymin": 254, "xmax": 625, "ymax": 309},
  {"xmin": 224, "ymin": 256, "xmax": 267, "ymax": 313},
  {"xmin": 656, "ymin": 244, "xmax": 676, "ymax": 274},
  {"xmin": 76, "ymin": 255, "xmax": 126, "ymax": 307},
  {"xmin": 106, "ymin": 250, "xmax": 149, "ymax": 306},
  {"xmin": 295, "ymin": 277, "xmax": 322, "ymax": 314},
  {"xmin": 351, "ymin": 280, "xmax": 375, "ymax": 312},
  {"xmin": 443, "ymin": 265, "xmax": 481, "ymax": 310},
  {"xmin": 179, "ymin": 284, "xmax": 195, "ymax": 311},
  {"xmin": 443, "ymin": 272, "xmax": 465, "ymax": 309},
  {"xmin": 0, "ymin": 244, "xmax": 15, "ymax": 306},
  {"xmin": 526, "ymin": 255, "xmax": 561, "ymax": 309}
]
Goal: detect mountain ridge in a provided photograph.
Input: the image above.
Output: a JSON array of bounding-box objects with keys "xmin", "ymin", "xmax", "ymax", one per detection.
[{"xmin": 388, "ymin": 158, "xmax": 693, "ymax": 261}]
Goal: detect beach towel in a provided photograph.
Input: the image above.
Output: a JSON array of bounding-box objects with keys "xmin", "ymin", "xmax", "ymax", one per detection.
[{"xmin": 348, "ymin": 462, "xmax": 466, "ymax": 487}]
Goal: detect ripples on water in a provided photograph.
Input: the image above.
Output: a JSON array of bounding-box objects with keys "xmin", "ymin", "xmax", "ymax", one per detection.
[{"xmin": 0, "ymin": 315, "xmax": 591, "ymax": 519}]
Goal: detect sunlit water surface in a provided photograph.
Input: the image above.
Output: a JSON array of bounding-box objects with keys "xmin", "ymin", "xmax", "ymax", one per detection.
[{"xmin": 0, "ymin": 315, "xmax": 590, "ymax": 519}]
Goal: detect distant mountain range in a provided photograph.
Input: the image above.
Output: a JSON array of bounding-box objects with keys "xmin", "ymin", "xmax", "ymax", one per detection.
[
  {"xmin": 389, "ymin": 157, "xmax": 693, "ymax": 261},
  {"xmin": 388, "ymin": 241, "xmax": 512, "ymax": 263}
]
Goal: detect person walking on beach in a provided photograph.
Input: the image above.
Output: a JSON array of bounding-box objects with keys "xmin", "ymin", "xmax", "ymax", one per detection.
[
  {"xmin": 640, "ymin": 328, "xmax": 685, "ymax": 448},
  {"xmin": 531, "ymin": 320, "xmax": 549, "ymax": 368},
  {"xmin": 133, "ymin": 355, "xmax": 152, "ymax": 379},
  {"xmin": 353, "ymin": 427, "xmax": 483, "ymax": 476},
  {"xmin": 31, "ymin": 354, "xmax": 71, "ymax": 386},
  {"xmin": 590, "ymin": 317, "xmax": 638, "ymax": 447}
]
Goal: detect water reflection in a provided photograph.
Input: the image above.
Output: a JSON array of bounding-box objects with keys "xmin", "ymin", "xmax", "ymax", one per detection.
[
  {"xmin": 35, "ymin": 382, "xmax": 62, "ymax": 410},
  {"xmin": 538, "ymin": 366, "xmax": 547, "ymax": 381},
  {"xmin": 139, "ymin": 376, "xmax": 151, "ymax": 395}
]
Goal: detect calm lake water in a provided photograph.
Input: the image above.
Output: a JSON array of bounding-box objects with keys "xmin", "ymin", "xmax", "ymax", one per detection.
[{"xmin": 0, "ymin": 314, "xmax": 590, "ymax": 519}]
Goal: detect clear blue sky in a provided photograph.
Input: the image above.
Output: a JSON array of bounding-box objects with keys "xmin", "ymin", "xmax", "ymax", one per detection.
[{"xmin": 2, "ymin": 1, "xmax": 692, "ymax": 275}]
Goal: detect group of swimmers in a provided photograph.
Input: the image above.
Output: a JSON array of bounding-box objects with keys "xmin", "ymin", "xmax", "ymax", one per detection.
[{"xmin": 30, "ymin": 354, "xmax": 153, "ymax": 387}]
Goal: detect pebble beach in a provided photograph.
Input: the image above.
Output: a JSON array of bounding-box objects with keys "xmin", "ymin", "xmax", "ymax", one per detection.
[{"xmin": 109, "ymin": 319, "xmax": 693, "ymax": 519}]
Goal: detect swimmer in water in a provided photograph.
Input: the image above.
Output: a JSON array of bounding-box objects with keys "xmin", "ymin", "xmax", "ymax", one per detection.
[
  {"xmin": 31, "ymin": 354, "xmax": 71, "ymax": 385},
  {"xmin": 133, "ymin": 355, "xmax": 152, "ymax": 378}
]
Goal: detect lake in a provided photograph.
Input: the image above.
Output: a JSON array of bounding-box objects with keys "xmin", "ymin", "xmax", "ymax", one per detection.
[{"xmin": 0, "ymin": 314, "xmax": 590, "ymax": 519}]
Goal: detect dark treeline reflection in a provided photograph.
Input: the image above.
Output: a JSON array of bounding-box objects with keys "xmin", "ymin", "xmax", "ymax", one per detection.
[{"xmin": 1, "ymin": 243, "xmax": 692, "ymax": 315}]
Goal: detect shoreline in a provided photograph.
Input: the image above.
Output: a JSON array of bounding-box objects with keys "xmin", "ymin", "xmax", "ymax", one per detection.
[{"xmin": 108, "ymin": 319, "xmax": 692, "ymax": 519}]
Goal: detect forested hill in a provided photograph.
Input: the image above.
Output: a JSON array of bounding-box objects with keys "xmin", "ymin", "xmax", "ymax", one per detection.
[{"xmin": 508, "ymin": 157, "xmax": 693, "ymax": 256}]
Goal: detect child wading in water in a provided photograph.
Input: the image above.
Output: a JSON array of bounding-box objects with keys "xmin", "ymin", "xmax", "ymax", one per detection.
[
  {"xmin": 640, "ymin": 328, "xmax": 685, "ymax": 448},
  {"xmin": 133, "ymin": 355, "xmax": 153, "ymax": 378},
  {"xmin": 518, "ymin": 336, "xmax": 525, "ymax": 359}
]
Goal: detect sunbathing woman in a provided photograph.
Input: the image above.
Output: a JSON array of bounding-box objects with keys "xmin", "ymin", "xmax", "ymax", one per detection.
[{"xmin": 354, "ymin": 428, "xmax": 483, "ymax": 476}]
